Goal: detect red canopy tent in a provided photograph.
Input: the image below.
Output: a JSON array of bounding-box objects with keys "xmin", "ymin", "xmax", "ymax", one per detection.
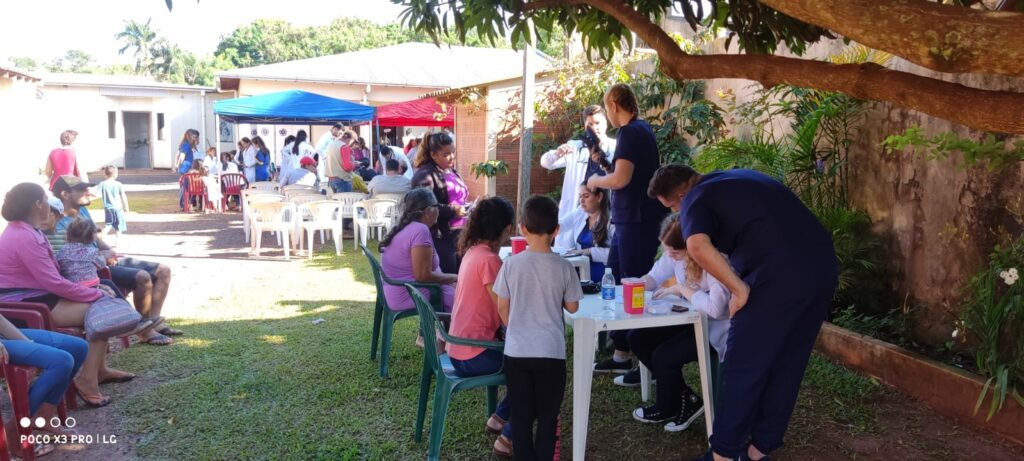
[{"xmin": 373, "ymin": 97, "xmax": 454, "ymax": 127}]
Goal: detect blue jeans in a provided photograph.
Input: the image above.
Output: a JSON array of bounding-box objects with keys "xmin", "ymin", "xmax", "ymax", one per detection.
[
  {"xmin": 450, "ymin": 348, "xmax": 511, "ymax": 437},
  {"xmin": 329, "ymin": 177, "xmax": 352, "ymax": 193},
  {"xmin": 3, "ymin": 329, "xmax": 88, "ymax": 415}
]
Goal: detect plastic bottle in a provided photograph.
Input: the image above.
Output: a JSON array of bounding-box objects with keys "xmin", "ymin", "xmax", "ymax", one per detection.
[{"xmin": 601, "ymin": 268, "xmax": 616, "ymax": 312}]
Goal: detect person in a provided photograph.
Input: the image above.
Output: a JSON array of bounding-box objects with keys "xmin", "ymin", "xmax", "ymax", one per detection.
[
  {"xmin": 378, "ymin": 188, "xmax": 457, "ymax": 342},
  {"xmin": 447, "ymin": 196, "xmax": 517, "ymax": 456},
  {"xmin": 204, "ymin": 147, "xmax": 221, "ymax": 177},
  {"xmin": 0, "ymin": 182, "xmax": 133, "ymax": 407},
  {"xmin": 353, "ymin": 136, "xmax": 371, "ymax": 163},
  {"xmin": 221, "ymin": 151, "xmax": 240, "ymax": 175},
  {"xmin": 278, "ymin": 135, "xmax": 297, "ymax": 182},
  {"xmin": 280, "ymin": 131, "xmax": 316, "ymax": 187},
  {"xmin": 197, "ymin": 162, "xmax": 223, "ymax": 213},
  {"xmin": 238, "ymin": 137, "xmax": 257, "ymax": 183},
  {"xmin": 587, "ymin": 83, "xmax": 667, "ymax": 374},
  {"xmin": 367, "ymin": 159, "xmax": 412, "ymax": 196},
  {"xmin": 281, "ymin": 156, "xmax": 319, "ymax": 189},
  {"xmin": 323, "ymin": 132, "xmax": 355, "ymax": 193},
  {"xmin": 441, "ymin": 126, "xmax": 455, "ymax": 144},
  {"xmin": 493, "ymin": 195, "xmax": 582, "ymax": 461},
  {"xmin": 561, "ymin": 184, "xmax": 612, "ymax": 281},
  {"xmin": 377, "ymin": 143, "xmax": 413, "ymax": 179},
  {"xmin": 411, "ymin": 132, "xmax": 470, "ymax": 273},
  {"xmin": 174, "ymin": 129, "xmax": 201, "ymax": 210},
  {"xmin": 55, "ymin": 218, "xmax": 106, "ymax": 287},
  {"xmin": 404, "ymin": 137, "xmax": 420, "ymax": 155},
  {"xmin": 53, "ymin": 175, "xmax": 182, "ymax": 347},
  {"xmin": 315, "ymin": 123, "xmax": 343, "ymax": 158},
  {"xmin": 251, "ymin": 136, "xmax": 272, "ymax": 181},
  {"xmin": 541, "ymin": 105, "xmax": 615, "ymax": 248},
  {"xmin": 44, "ymin": 129, "xmax": 85, "ymax": 191},
  {"xmin": 647, "ymin": 164, "xmax": 838, "ymax": 461},
  {"xmin": 356, "ymin": 158, "xmax": 378, "ymax": 182},
  {"xmin": 621, "ymin": 214, "xmax": 731, "ymax": 434},
  {"xmin": 97, "ymin": 165, "xmax": 129, "ymax": 246}
]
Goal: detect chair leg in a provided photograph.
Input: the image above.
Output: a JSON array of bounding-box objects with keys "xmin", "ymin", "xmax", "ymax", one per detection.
[
  {"xmin": 427, "ymin": 383, "xmax": 453, "ymax": 461},
  {"xmin": 6, "ymin": 367, "xmax": 34, "ymax": 461},
  {"xmin": 64, "ymin": 385, "xmax": 78, "ymax": 410},
  {"xmin": 379, "ymin": 311, "xmax": 395, "ymax": 378},
  {"xmin": 254, "ymin": 228, "xmax": 263, "ymax": 256},
  {"xmin": 414, "ymin": 366, "xmax": 432, "ymax": 443},
  {"xmin": 370, "ymin": 301, "xmax": 383, "ymax": 361},
  {"xmin": 486, "ymin": 385, "xmax": 498, "ymax": 416},
  {"xmin": 334, "ymin": 227, "xmax": 342, "ymax": 255},
  {"xmin": 283, "ymin": 231, "xmax": 290, "ymax": 260},
  {"xmin": 308, "ymin": 230, "xmax": 315, "ymax": 260}
]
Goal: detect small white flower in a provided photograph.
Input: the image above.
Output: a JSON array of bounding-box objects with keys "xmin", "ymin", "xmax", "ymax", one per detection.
[
  {"xmin": 952, "ymin": 329, "xmax": 959, "ymax": 339},
  {"xmin": 1006, "ymin": 275, "xmax": 1018, "ymax": 286},
  {"xmin": 1000, "ymin": 270, "xmax": 1010, "ymax": 279},
  {"xmin": 1010, "ymin": 268, "xmax": 1019, "ymax": 278}
]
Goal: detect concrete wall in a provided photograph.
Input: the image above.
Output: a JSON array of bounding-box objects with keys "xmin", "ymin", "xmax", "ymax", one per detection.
[{"xmin": 0, "ymin": 76, "xmax": 47, "ymax": 215}]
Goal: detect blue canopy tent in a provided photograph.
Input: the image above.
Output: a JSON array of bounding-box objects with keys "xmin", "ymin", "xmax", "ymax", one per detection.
[{"xmin": 214, "ymin": 90, "xmax": 375, "ymax": 124}]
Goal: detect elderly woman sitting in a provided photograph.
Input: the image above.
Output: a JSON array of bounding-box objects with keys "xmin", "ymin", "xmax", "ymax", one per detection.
[
  {"xmin": 0, "ymin": 183, "xmax": 134, "ymax": 409},
  {"xmin": 379, "ymin": 188, "xmax": 457, "ymax": 343}
]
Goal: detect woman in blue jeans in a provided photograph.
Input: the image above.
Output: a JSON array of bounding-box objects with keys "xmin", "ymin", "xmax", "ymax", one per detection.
[{"xmin": 0, "ymin": 315, "xmax": 88, "ymax": 458}]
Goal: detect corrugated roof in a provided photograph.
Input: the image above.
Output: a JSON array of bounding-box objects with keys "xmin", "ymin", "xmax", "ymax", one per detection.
[
  {"xmin": 217, "ymin": 42, "xmax": 552, "ymax": 89},
  {"xmin": 0, "ymin": 65, "xmax": 40, "ymax": 82},
  {"xmin": 42, "ymin": 73, "xmax": 214, "ymax": 91}
]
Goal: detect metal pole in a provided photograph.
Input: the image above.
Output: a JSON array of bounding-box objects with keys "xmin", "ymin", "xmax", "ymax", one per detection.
[{"xmin": 517, "ymin": 41, "xmax": 536, "ymax": 216}]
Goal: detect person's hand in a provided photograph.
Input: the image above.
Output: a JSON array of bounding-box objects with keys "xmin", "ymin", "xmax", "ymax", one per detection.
[
  {"xmin": 97, "ymin": 284, "xmax": 117, "ymax": 298},
  {"xmin": 652, "ymin": 287, "xmax": 675, "ymax": 300},
  {"xmin": 101, "ymin": 250, "xmax": 118, "ymax": 266},
  {"xmin": 453, "ymin": 205, "xmax": 467, "ymax": 217},
  {"xmin": 556, "ymin": 143, "xmax": 573, "ymax": 158},
  {"xmin": 586, "ymin": 174, "xmax": 600, "ymax": 190},
  {"xmin": 566, "ymin": 248, "xmax": 590, "ymax": 257},
  {"xmin": 729, "ymin": 281, "xmax": 750, "ymax": 318}
]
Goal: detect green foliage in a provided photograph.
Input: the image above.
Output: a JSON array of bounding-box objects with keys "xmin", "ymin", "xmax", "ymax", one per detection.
[
  {"xmin": 814, "ymin": 208, "xmax": 886, "ymax": 315},
  {"xmin": 960, "ymin": 237, "xmax": 1024, "ymax": 419},
  {"xmin": 469, "ymin": 160, "xmax": 510, "ymax": 179},
  {"xmin": 882, "ymin": 126, "xmax": 1024, "ymax": 172},
  {"xmin": 7, "ymin": 56, "xmax": 39, "ymax": 71},
  {"xmin": 115, "ymin": 18, "xmax": 159, "ymax": 75},
  {"xmin": 44, "ymin": 50, "xmax": 95, "ymax": 73}
]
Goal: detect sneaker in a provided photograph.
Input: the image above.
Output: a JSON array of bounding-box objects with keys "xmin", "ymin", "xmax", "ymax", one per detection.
[
  {"xmin": 593, "ymin": 358, "xmax": 633, "ymax": 374},
  {"xmin": 664, "ymin": 390, "xmax": 704, "ymax": 433},
  {"xmin": 613, "ymin": 368, "xmax": 641, "ymax": 387},
  {"xmin": 632, "ymin": 405, "xmax": 676, "ymax": 424}
]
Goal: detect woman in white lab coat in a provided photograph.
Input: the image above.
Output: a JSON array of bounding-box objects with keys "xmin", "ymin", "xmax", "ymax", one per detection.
[{"xmin": 561, "ymin": 184, "xmax": 614, "ymax": 282}]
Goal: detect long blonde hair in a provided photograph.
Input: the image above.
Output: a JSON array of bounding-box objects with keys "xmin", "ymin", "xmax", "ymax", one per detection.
[{"xmin": 659, "ymin": 213, "xmax": 702, "ymax": 284}]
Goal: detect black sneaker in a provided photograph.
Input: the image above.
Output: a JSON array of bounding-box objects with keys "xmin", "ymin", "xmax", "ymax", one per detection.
[
  {"xmin": 632, "ymin": 405, "xmax": 676, "ymax": 424},
  {"xmin": 593, "ymin": 358, "xmax": 632, "ymax": 374},
  {"xmin": 613, "ymin": 368, "xmax": 641, "ymax": 387},
  {"xmin": 664, "ymin": 390, "xmax": 704, "ymax": 432}
]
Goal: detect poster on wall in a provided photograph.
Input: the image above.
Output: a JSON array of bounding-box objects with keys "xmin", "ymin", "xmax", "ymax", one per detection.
[{"xmin": 219, "ymin": 121, "xmax": 234, "ymax": 143}]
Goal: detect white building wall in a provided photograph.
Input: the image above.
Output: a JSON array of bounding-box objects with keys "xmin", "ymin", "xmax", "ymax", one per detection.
[{"xmin": 0, "ymin": 77, "xmax": 47, "ymax": 200}]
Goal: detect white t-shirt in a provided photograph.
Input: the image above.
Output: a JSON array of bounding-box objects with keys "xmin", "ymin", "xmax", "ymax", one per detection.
[
  {"xmin": 282, "ymin": 168, "xmax": 318, "ymax": 188},
  {"xmin": 379, "ymin": 147, "xmax": 414, "ymax": 180},
  {"xmin": 645, "ymin": 253, "xmax": 731, "ymax": 360}
]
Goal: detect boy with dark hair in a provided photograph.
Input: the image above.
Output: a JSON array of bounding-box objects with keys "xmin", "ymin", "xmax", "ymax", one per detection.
[{"xmin": 493, "ymin": 195, "xmax": 582, "ymax": 460}]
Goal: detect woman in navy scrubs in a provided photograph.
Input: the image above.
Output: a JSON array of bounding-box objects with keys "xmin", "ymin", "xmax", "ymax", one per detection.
[
  {"xmin": 587, "ymin": 83, "xmax": 668, "ymax": 373},
  {"xmin": 648, "ymin": 164, "xmax": 838, "ymax": 461}
]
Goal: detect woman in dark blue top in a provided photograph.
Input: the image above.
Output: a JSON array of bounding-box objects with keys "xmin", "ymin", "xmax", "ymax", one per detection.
[
  {"xmin": 587, "ymin": 83, "xmax": 668, "ymax": 374},
  {"xmin": 252, "ymin": 136, "xmax": 272, "ymax": 181},
  {"xmin": 648, "ymin": 164, "xmax": 838, "ymax": 461}
]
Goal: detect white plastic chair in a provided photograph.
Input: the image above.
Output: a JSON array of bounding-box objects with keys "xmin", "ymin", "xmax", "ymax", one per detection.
[
  {"xmin": 296, "ymin": 201, "xmax": 344, "ymax": 259},
  {"xmin": 353, "ymin": 199, "xmax": 397, "ymax": 246},
  {"xmin": 373, "ymin": 193, "xmax": 406, "ymax": 224},
  {"xmin": 332, "ymin": 192, "xmax": 369, "ymax": 240},
  {"xmin": 282, "ymin": 184, "xmax": 316, "ymax": 194},
  {"xmin": 250, "ymin": 181, "xmax": 279, "ymax": 192},
  {"xmin": 249, "ymin": 201, "xmax": 297, "ymax": 259},
  {"xmin": 242, "ymin": 194, "xmax": 284, "ymax": 243}
]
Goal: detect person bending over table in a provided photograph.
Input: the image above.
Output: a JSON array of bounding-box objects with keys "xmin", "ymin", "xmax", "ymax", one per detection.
[
  {"xmin": 622, "ymin": 214, "xmax": 731, "ymax": 434},
  {"xmin": 52, "ymin": 176, "xmax": 182, "ymax": 346},
  {"xmin": 0, "ymin": 182, "xmax": 134, "ymax": 408},
  {"xmin": 411, "ymin": 132, "xmax": 471, "ymax": 274},
  {"xmin": 587, "ymin": 83, "xmax": 668, "ymax": 374},
  {"xmin": 447, "ymin": 196, "xmax": 517, "ymax": 457},
  {"xmin": 648, "ymin": 164, "xmax": 838, "ymax": 461},
  {"xmin": 562, "ymin": 183, "xmax": 613, "ymax": 281},
  {"xmin": 379, "ymin": 188, "xmax": 457, "ymax": 347}
]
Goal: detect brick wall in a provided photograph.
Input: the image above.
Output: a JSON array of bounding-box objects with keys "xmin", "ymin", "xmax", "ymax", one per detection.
[
  {"xmin": 494, "ymin": 112, "xmax": 567, "ymax": 211},
  {"xmin": 455, "ymin": 103, "xmax": 488, "ymax": 199}
]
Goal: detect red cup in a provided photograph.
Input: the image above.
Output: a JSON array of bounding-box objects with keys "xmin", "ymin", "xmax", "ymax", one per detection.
[
  {"xmin": 511, "ymin": 236, "xmax": 527, "ymax": 255},
  {"xmin": 622, "ymin": 278, "xmax": 646, "ymax": 314}
]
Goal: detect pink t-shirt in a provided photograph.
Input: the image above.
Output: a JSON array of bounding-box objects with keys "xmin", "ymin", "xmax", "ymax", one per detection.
[
  {"xmin": 380, "ymin": 221, "xmax": 454, "ymax": 311},
  {"xmin": 48, "ymin": 148, "xmax": 80, "ymax": 189},
  {"xmin": 447, "ymin": 244, "xmax": 503, "ymax": 360}
]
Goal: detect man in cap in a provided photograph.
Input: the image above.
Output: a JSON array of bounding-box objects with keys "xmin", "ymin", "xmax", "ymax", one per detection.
[
  {"xmin": 281, "ymin": 156, "xmax": 320, "ymax": 189},
  {"xmin": 52, "ymin": 175, "xmax": 181, "ymax": 345}
]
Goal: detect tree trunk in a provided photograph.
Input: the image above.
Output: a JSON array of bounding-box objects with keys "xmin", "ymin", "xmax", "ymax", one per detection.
[
  {"xmin": 758, "ymin": 0, "xmax": 1024, "ymax": 77},
  {"xmin": 583, "ymin": 0, "xmax": 1024, "ymax": 134}
]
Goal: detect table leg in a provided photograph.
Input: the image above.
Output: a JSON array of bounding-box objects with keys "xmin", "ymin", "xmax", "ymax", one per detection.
[
  {"xmin": 639, "ymin": 363, "xmax": 651, "ymax": 402},
  {"xmin": 693, "ymin": 313, "xmax": 715, "ymax": 441},
  {"xmin": 573, "ymin": 318, "xmax": 598, "ymax": 461}
]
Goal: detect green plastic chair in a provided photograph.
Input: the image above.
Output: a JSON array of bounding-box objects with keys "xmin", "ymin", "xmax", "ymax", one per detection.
[
  {"xmin": 361, "ymin": 244, "xmax": 444, "ymax": 378},
  {"xmin": 404, "ymin": 284, "xmax": 506, "ymax": 461}
]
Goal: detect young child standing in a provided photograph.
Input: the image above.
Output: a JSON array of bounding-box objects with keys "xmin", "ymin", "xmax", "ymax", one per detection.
[
  {"xmin": 97, "ymin": 165, "xmax": 129, "ymax": 246},
  {"xmin": 493, "ymin": 195, "xmax": 582, "ymax": 461}
]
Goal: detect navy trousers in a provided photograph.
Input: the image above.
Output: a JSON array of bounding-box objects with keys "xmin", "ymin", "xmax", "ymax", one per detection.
[
  {"xmin": 709, "ymin": 275, "xmax": 834, "ymax": 458},
  {"xmin": 606, "ymin": 222, "xmax": 661, "ymax": 353}
]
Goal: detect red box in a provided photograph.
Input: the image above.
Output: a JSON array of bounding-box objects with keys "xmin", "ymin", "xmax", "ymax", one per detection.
[{"xmin": 622, "ymin": 278, "xmax": 645, "ymax": 314}]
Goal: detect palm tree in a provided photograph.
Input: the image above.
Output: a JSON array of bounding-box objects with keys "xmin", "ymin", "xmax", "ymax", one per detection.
[{"xmin": 115, "ymin": 18, "xmax": 157, "ymax": 75}]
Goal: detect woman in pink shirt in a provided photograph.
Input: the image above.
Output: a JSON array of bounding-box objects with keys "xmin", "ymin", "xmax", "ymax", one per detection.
[
  {"xmin": 44, "ymin": 130, "xmax": 83, "ymax": 190},
  {"xmin": 446, "ymin": 196, "xmax": 516, "ymax": 456},
  {"xmin": 0, "ymin": 183, "xmax": 136, "ymax": 407}
]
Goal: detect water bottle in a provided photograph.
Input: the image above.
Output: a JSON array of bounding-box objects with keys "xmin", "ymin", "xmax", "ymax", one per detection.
[{"xmin": 601, "ymin": 268, "xmax": 616, "ymax": 312}]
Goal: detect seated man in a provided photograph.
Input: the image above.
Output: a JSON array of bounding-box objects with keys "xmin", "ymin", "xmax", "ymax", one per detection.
[
  {"xmin": 52, "ymin": 175, "xmax": 181, "ymax": 345},
  {"xmin": 281, "ymin": 156, "xmax": 320, "ymax": 189},
  {"xmin": 367, "ymin": 159, "xmax": 412, "ymax": 196}
]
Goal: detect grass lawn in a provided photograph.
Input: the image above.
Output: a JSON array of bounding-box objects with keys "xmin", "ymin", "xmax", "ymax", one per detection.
[{"xmin": 104, "ymin": 244, "xmax": 883, "ymax": 460}]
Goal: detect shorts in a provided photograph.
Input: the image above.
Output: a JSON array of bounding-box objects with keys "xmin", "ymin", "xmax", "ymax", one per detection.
[
  {"xmin": 104, "ymin": 208, "xmax": 127, "ymax": 232},
  {"xmin": 21, "ymin": 293, "xmax": 61, "ymax": 311},
  {"xmin": 109, "ymin": 257, "xmax": 161, "ymax": 290}
]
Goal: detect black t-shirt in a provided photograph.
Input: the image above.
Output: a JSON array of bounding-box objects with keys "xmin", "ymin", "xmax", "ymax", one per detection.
[{"xmin": 611, "ymin": 119, "xmax": 663, "ymax": 225}]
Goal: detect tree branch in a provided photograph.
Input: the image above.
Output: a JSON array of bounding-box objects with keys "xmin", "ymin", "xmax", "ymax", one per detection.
[
  {"xmin": 582, "ymin": 0, "xmax": 1024, "ymax": 134},
  {"xmin": 758, "ymin": 0, "xmax": 1024, "ymax": 76}
]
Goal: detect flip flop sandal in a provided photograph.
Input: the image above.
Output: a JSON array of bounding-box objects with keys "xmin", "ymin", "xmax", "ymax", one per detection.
[
  {"xmin": 486, "ymin": 414, "xmax": 507, "ymax": 434},
  {"xmin": 492, "ymin": 434, "xmax": 512, "ymax": 458},
  {"xmin": 99, "ymin": 373, "xmax": 136, "ymax": 384},
  {"xmin": 143, "ymin": 333, "xmax": 174, "ymax": 346},
  {"xmin": 21, "ymin": 442, "xmax": 55, "ymax": 459},
  {"xmin": 75, "ymin": 389, "xmax": 111, "ymax": 408},
  {"xmin": 157, "ymin": 326, "xmax": 184, "ymax": 337}
]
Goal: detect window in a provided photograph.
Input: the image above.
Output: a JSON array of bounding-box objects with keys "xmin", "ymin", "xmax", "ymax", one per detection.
[
  {"xmin": 107, "ymin": 111, "xmax": 116, "ymax": 139},
  {"xmin": 157, "ymin": 113, "xmax": 166, "ymax": 140}
]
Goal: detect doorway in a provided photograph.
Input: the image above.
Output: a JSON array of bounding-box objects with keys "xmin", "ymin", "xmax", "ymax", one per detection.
[{"xmin": 123, "ymin": 111, "xmax": 151, "ymax": 169}]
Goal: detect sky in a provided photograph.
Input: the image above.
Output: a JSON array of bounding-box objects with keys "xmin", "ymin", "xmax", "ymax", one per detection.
[{"xmin": 0, "ymin": 0, "xmax": 409, "ymax": 66}]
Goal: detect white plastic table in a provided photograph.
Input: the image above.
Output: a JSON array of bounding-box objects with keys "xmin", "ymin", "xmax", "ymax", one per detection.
[
  {"xmin": 498, "ymin": 246, "xmax": 594, "ymax": 282},
  {"xmin": 568, "ymin": 287, "xmax": 715, "ymax": 460}
]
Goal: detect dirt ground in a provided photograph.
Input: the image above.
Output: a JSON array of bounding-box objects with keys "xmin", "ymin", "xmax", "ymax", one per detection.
[{"xmin": 18, "ymin": 170, "xmax": 1024, "ymax": 460}]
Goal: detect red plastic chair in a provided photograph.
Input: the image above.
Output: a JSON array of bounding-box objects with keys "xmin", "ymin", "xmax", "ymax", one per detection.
[
  {"xmin": 0, "ymin": 304, "xmax": 73, "ymax": 461},
  {"xmin": 219, "ymin": 173, "xmax": 249, "ymax": 212},
  {"xmin": 179, "ymin": 173, "xmax": 208, "ymax": 213}
]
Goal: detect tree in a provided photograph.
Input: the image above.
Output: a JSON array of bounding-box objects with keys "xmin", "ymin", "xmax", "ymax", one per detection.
[
  {"xmin": 115, "ymin": 18, "xmax": 159, "ymax": 75},
  {"xmin": 44, "ymin": 49, "xmax": 95, "ymax": 73},
  {"xmin": 7, "ymin": 57, "xmax": 38, "ymax": 71},
  {"xmin": 394, "ymin": 0, "xmax": 1024, "ymax": 134}
]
